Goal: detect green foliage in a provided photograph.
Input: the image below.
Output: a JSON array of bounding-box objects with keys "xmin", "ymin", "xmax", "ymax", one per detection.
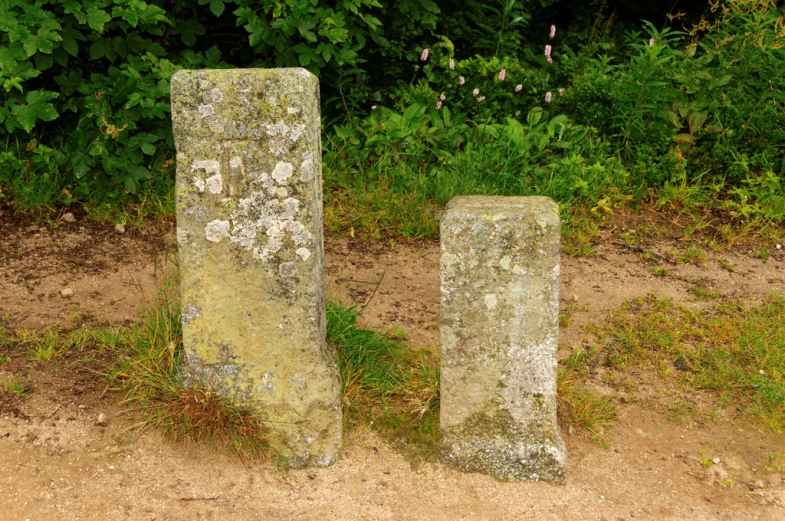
[
  {"xmin": 1, "ymin": 0, "xmax": 178, "ymax": 199},
  {"xmin": 324, "ymin": 99, "xmax": 628, "ymax": 239},
  {"xmin": 0, "ymin": 0, "xmax": 783, "ymax": 235}
]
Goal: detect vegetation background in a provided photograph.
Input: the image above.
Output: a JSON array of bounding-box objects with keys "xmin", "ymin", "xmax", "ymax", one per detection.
[
  {"xmin": 1, "ymin": 0, "xmax": 784, "ymax": 465},
  {"xmin": 1, "ymin": 0, "xmax": 783, "ymax": 238}
]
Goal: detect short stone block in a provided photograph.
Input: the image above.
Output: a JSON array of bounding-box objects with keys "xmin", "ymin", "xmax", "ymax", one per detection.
[
  {"xmin": 440, "ymin": 196, "xmax": 566, "ymax": 482},
  {"xmin": 170, "ymin": 68, "xmax": 341, "ymax": 468}
]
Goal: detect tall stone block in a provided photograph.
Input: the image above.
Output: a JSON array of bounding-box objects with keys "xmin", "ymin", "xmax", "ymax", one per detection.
[
  {"xmin": 170, "ymin": 68, "xmax": 341, "ymax": 467},
  {"xmin": 440, "ymin": 196, "xmax": 566, "ymax": 482}
]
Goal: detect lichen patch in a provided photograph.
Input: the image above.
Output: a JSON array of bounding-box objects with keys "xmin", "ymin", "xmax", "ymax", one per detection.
[
  {"xmin": 206, "ymin": 174, "xmax": 223, "ymax": 194},
  {"xmin": 300, "ymin": 153, "xmax": 314, "ymax": 182},
  {"xmin": 191, "ymin": 160, "xmax": 220, "ymax": 175},
  {"xmin": 205, "ymin": 220, "xmax": 230, "ymax": 243},
  {"xmin": 207, "ymin": 116, "xmax": 225, "ymax": 134},
  {"xmin": 272, "ymin": 162, "xmax": 294, "ymax": 184}
]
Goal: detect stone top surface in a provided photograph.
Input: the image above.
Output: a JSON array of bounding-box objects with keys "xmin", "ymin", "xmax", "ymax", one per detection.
[
  {"xmin": 445, "ymin": 196, "xmax": 559, "ymax": 219},
  {"xmin": 171, "ymin": 67, "xmax": 319, "ymax": 143}
]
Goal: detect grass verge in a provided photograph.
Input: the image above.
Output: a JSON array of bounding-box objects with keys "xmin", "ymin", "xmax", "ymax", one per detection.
[
  {"xmin": 326, "ymin": 300, "xmax": 441, "ymax": 464},
  {"xmin": 595, "ymin": 293, "xmax": 785, "ymax": 431}
]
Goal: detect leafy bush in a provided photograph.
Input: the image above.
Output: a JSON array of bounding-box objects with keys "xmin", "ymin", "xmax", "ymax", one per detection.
[{"xmin": 0, "ymin": 0, "xmax": 783, "ymax": 228}]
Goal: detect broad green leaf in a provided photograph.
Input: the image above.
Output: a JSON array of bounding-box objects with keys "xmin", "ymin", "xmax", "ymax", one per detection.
[
  {"xmin": 90, "ymin": 39, "xmax": 110, "ymax": 60},
  {"xmin": 3, "ymin": 78, "xmax": 24, "ymax": 94},
  {"xmin": 62, "ymin": 34, "xmax": 79, "ymax": 56},
  {"xmin": 210, "ymin": 0, "xmax": 225, "ymax": 17},
  {"xmin": 87, "ymin": 7, "xmax": 112, "ymax": 34},
  {"xmin": 527, "ymin": 107, "xmax": 543, "ymax": 126},
  {"xmin": 205, "ymin": 46, "xmax": 222, "ymax": 63},
  {"xmin": 10, "ymin": 90, "xmax": 60, "ymax": 132},
  {"xmin": 126, "ymin": 92, "xmax": 143, "ymax": 109},
  {"xmin": 418, "ymin": 0, "xmax": 441, "ymax": 14},
  {"xmin": 121, "ymin": 9, "xmax": 139, "ymax": 27}
]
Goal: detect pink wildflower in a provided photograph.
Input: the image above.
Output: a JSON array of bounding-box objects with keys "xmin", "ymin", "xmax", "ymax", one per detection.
[
  {"xmin": 436, "ymin": 101, "xmax": 442, "ymax": 110},
  {"xmin": 459, "ymin": 76, "xmax": 465, "ymax": 85},
  {"xmin": 440, "ymin": 92, "xmax": 446, "ymax": 101},
  {"xmin": 477, "ymin": 96, "xmax": 485, "ymax": 102},
  {"xmin": 515, "ymin": 84, "xmax": 522, "ymax": 92},
  {"xmin": 449, "ymin": 58, "xmax": 455, "ymax": 70},
  {"xmin": 545, "ymin": 92, "xmax": 552, "ymax": 103},
  {"xmin": 545, "ymin": 45, "xmax": 552, "ymax": 63},
  {"xmin": 499, "ymin": 69, "xmax": 506, "ymax": 81},
  {"xmin": 472, "ymin": 88, "xmax": 479, "ymax": 96},
  {"xmin": 550, "ymin": 25, "xmax": 556, "ymax": 39},
  {"xmin": 371, "ymin": 105, "xmax": 377, "ymax": 110},
  {"xmin": 649, "ymin": 38, "xmax": 654, "ymax": 47},
  {"xmin": 421, "ymin": 48, "xmax": 429, "ymax": 61}
]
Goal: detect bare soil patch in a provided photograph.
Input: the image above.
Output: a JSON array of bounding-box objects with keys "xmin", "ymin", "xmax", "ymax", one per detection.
[{"xmin": 1, "ymin": 214, "xmax": 784, "ymax": 520}]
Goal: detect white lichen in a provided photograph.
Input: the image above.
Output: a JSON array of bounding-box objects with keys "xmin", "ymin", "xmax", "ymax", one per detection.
[
  {"xmin": 210, "ymin": 88, "xmax": 224, "ymax": 103},
  {"xmin": 191, "ymin": 160, "xmax": 220, "ymax": 175},
  {"xmin": 208, "ymin": 116, "xmax": 225, "ymax": 134},
  {"xmin": 182, "ymin": 303, "xmax": 201, "ymax": 326},
  {"xmin": 205, "ymin": 220, "xmax": 230, "ymax": 243},
  {"xmin": 206, "ymin": 173, "xmax": 223, "ymax": 194},
  {"xmin": 265, "ymin": 121, "xmax": 306, "ymax": 156},
  {"xmin": 193, "ymin": 177, "xmax": 206, "ymax": 192},
  {"xmin": 266, "ymin": 121, "xmax": 305, "ymax": 142},
  {"xmin": 176, "ymin": 228, "xmax": 190, "ymax": 245},
  {"xmin": 484, "ymin": 294, "xmax": 498, "ymax": 310},
  {"xmin": 300, "ymin": 153, "xmax": 314, "ymax": 182},
  {"xmin": 279, "ymin": 262, "xmax": 297, "ymax": 277},
  {"xmin": 296, "ymin": 247, "xmax": 311, "ymax": 261},
  {"xmin": 198, "ymin": 104, "xmax": 214, "ymax": 117},
  {"xmin": 272, "ymin": 162, "xmax": 294, "ymax": 184},
  {"xmin": 228, "ymin": 191, "xmax": 312, "ymax": 263}
]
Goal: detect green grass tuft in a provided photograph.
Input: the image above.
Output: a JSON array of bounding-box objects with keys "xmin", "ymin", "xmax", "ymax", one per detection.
[
  {"xmin": 107, "ymin": 281, "xmax": 271, "ymax": 460},
  {"xmin": 558, "ymin": 345, "xmax": 617, "ymax": 447},
  {"xmin": 326, "ymin": 300, "xmax": 440, "ymax": 461}
]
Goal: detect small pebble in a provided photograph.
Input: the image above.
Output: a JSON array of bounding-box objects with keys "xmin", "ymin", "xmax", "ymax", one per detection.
[
  {"xmin": 713, "ymin": 457, "xmax": 721, "ymax": 465},
  {"xmin": 25, "ymin": 225, "xmax": 39, "ymax": 233},
  {"xmin": 62, "ymin": 212, "xmax": 76, "ymax": 223},
  {"xmin": 114, "ymin": 223, "xmax": 126, "ymax": 234},
  {"xmin": 96, "ymin": 413, "xmax": 108, "ymax": 426},
  {"xmin": 60, "ymin": 288, "xmax": 73, "ymax": 298}
]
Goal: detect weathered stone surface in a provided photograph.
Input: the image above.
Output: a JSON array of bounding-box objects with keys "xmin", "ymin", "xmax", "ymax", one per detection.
[
  {"xmin": 440, "ymin": 196, "xmax": 566, "ymax": 482},
  {"xmin": 170, "ymin": 68, "xmax": 341, "ymax": 468}
]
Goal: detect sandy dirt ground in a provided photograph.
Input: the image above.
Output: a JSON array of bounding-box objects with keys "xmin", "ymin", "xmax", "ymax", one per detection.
[{"xmin": 1, "ymin": 210, "xmax": 784, "ymax": 520}]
